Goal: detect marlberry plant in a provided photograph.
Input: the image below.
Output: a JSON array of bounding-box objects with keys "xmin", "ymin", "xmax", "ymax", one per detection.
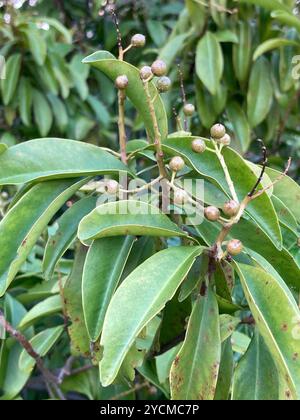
[{"xmin": 0, "ymin": 8, "xmax": 300, "ymax": 401}]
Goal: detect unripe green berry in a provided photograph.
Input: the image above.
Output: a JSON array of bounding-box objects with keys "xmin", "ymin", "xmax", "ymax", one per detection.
[
  {"xmin": 115, "ymin": 75, "xmax": 129, "ymax": 90},
  {"xmin": 174, "ymin": 189, "xmax": 188, "ymax": 205},
  {"xmin": 183, "ymin": 103, "xmax": 195, "ymax": 117},
  {"xmin": 223, "ymin": 200, "xmax": 240, "ymax": 217},
  {"xmin": 210, "ymin": 123, "xmax": 226, "ymax": 140},
  {"xmin": 169, "ymin": 156, "xmax": 185, "ymax": 172},
  {"xmin": 157, "ymin": 76, "xmax": 171, "ymax": 93},
  {"xmin": 192, "ymin": 138, "xmax": 206, "ymax": 154},
  {"xmin": 219, "ymin": 133, "xmax": 231, "ymax": 146},
  {"xmin": 131, "ymin": 33, "xmax": 146, "ymax": 48},
  {"xmin": 227, "ymin": 239, "xmax": 243, "ymax": 256},
  {"xmin": 204, "ymin": 206, "xmax": 220, "ymax": 222},
  {"xmin": 151, "ymin": 59, "xmax": 167, "ymax": 77},
  {"xmin": 140, "ymin": 66, "xmax": 153, "ymax": 80},
  {"xmin": 105, "ymin": 180, "xmax": 119, "ymax": 195}
]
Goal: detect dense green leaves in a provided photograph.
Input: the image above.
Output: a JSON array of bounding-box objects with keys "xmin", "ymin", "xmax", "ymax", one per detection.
[
  {"xmin": 1, "ymin": 54, "xmax": 22, "ymax": 106},
  {"xmin": 170, "ymin": 287, "xmax": 221, "ymax": 400},
  {"xmin": 236, "ymin": 263, "xmax": 300, "ymax": 400},
  {"xmin": 78, "ymin": 201, "xmax": 187, "ymax": 244},
  {"xmin": 100, "ymin": 246, "xmax": 202, "ymax": 386},
  {"xmin": 0, "ymin": 139, "xmax": 129, "ymax": 185},
  {"xmin": 82, "ymin": 236, "xmax": 134, "ymax": 342}
]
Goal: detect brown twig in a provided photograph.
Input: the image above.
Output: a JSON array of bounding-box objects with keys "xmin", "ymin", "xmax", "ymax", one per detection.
[
  {"xmin": 0, "ymin": 310, "xmax": 66, "ymax": 400},
  {"xmin": 177, "ymin": 64, "xmax": 188, "ymax": 131},
  {"xmin": 110, "ymin": 381, "xmax": 150, "ymax": 400},
  {"xmin": 248, "ymin": 139, "xmax": 268, "ymax": 198}
]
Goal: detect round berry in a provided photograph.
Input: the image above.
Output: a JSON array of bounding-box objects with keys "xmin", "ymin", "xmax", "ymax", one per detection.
[
  {"xmin": 131, "ymin": 34, "xmax": 146, "ymax": 48},
  {"xmin": 174, "ymin": 189, "xmax": 188, "ymax": 205},
  {"xmin": 223, "ymin": 200, "xmax": 240, "ymax": 217},
  {"xmin": 183, "ymin": 103, "xmax": 195, "ymax": 117},
  {"xmin": 169, "ymin": 156, "xmax": 185, "ymax": 172},
  {"xmin": 219, "ymin": 133, "xmax": 231, "ymax": 146},
  {"xmin": 115, "ymin": 75, "xmax": 129, "ymax": 90},
  {"xmin": 204, "ymin": 206, "xmax": 220, "ymax": 222},
  {"xmin": 210, "ymin": 123, "xmax": 226, "ymax": 140},
  {"xmin": 105, "ymin": 180, "xmax": 119, "ymax": 195},
  {"xmin": 227, "ymin": 239, "xmax": 243, "ymax": 256},
  {"xmin": 140, "ymin": 66, "xmax": 153, "ymax": 80},
  {"xmin": 157, "ymin": 76, "xmax": 171, "ymax": 93},
  {"xmin": 192, "ymin": 138, "xmax": 206, "ymax": 154},
  {"xmin": 151, "ymin": 59, "xmax": 167, "ymax": 77}
]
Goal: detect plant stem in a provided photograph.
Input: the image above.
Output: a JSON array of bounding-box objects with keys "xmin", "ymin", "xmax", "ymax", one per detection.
[
  {"xmin": 143, "ymin": 81, "xmax": 168, "ymax": 178},
  {"xmin": 118, "ymin": 89, "xmax": 128, "ymax": 164},
  {"xmin": 213, "ymin": 141, "xmax": 239, "ymax": 203}
]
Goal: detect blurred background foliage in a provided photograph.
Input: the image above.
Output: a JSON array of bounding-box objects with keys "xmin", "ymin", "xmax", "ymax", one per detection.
[{"xmin": 0, "ymin": 0, "xmax": 299, "ymax": 180}]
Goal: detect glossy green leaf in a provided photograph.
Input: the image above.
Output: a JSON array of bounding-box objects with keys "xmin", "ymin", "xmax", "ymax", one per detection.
[
  {"xmin": 18, "ymin": 77, "xmax": 32, "ymax": 127},
  {"xmin": 32, "ymin": 90, "xmax": 53, "ymax": 137},
  {"xmin": 233, "ymin": 22, "xmax": 252, "ymax": 84},
  {"xmin": 220, "ymin": 315, "xmax": 240, "ymax": 342},
  {"xmin": 47, "ymin": 93, "xmax": 68, "ymax": 133},
  {"xmin": 196, "ymin": 32, "xmax": 224, "ymax": 95},
  {"xmin": 232, "ymin": 331, "xmax": 279, "ymax": 400},
  {"xmin": 158, "ymin": 33, "xmax": 190, "ymax": 69},
  {"xmin": 272, "ymin": 195, "xmax": 298, "ymax": 235},
  {"xmin": 163, "ymin": 136, "xmax": 282, "ymax": 249},
  {"xmin": 236, "ymin": 263, "xmax": 300, "ymax": 400},
  {"xmin": 100, "ymin": 246, "xmax": 202, "ymax": 386},
  {"xmin": 170, "ymin": 287, "xmax": 221, "ymax": 400},
  {"xmin": 21, "ymin": 25, "xmax": 47, "ymax": 66},
  {"xmin": 19, "ymin": 326, "xmax": 63, "ymax": 373},
  {"xmin": 64, "ymin": 244, "xmax": 90, "ymax": 357},
  {"xmin": 78, "ymin": 201, "xmax": 187, "ymax": 244},
  {"xmin": 83, "ymin": 236, "xmax": 134, "ymax": 342},
  {"xmin": 239, "ymin": 0, "xmax": 290, "ymax": 11},
  {"xmin": 253, "ymin": 38, "xmax": 299, "ymax": 61},
  {"xmin": 266, "ymin": 167, "xmax": 300, "ymax": 223},
  {"xmin": 18, "ymin": 295, "xmax": 62, "ymax": 330},
  {"xmin": 227, "ymin": 101, "xmax": 251, "ymax": 153},
  {"xmin": 247, "ymin": 58, "xmax": 273, "ymax": 127},
  {"xmin": 215, "ymin": 339, "xmax": 233, "ymax": 401},
  {"xmin": 195, "ymin": 79, "xmax": 217, "ymax": 129},
  {"xmin": 1, "ymin": 54, "xmax": 22, "ymax": 105},
  {"xmin": 43, "ymin": 196, "xmax": 97, "ymax": 281},
  {"xmin": 0, "ymin": 178, "xmax": 87, "ymax": 296},
  {"xmin": 0, "ymin": 138, "xmax": 129, "ymax": 185},
  {"xmin": 82, "ymin": 51, "xmax": 168, "ymax": 142},
  {"xmin": 155, "ymin": 344, "xmax": 182, "ymax": 386}
]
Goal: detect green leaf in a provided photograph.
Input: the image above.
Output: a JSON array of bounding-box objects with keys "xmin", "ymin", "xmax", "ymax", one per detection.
[
  {"xmin": 146, "ymin": 20, "xmax": 168, "ymax": 47},
  {"xmin": 64, "ymin": 244, "xmax": 90, "ymax": 357},
  {"xmin": 32, "ymin": 90, "xmax": 53, "ymax": 137},
  {"xmin": 235, "ymin": 263, "xmax": 300, "ymax": 400},
  {"xmin": 196, "ymin": 32, "xmax": 224, "ymax": 95},
  {"xmin": 271, "ymin": 10, "xmax": 300, "ymax": 32},
  {"xmin": 247, "ymin": 58, "xmax": 273, "ymax": 128},
  {"xmin": 232, "ymin": 331, "xmax": 279, "ymax": 400},
  {"xmin": 47, "ymin": 93, "xmax": 68, "ymax": 133},
  {"xmin": 82, "ymin": 51, "xmax": 168, "ymax": 142},
  {"xmin": 1, "ymin": 54, "xmax": 22, "ymax": 105},
  {"xmin": 220, "ymin": 315, "xmax": 240, "ymax": 342},
  {"xmin": 18, "ymin": 295, "xmax": 62, "ymax": 330},
  {"xmin": 78, "ymin": 201, "xmax": 187, "ymax": 244},
  {"xmin": 238, "ymin": 0, "xmax": 290, "ymax": 11},
  {"xmin": 18, "ymin": 77, "xmax": 32, "ymax": 127},
  {"xmin": 266, "ymin": 167, "xmax": 300, "ymax": 223},
  {"xmin": 100, "ymin": 246, "xmax": 202, "ymax": 386},
  {"xmin": 163, "ymin": 136, "xmax": 282, "ymax": 249},
  {"xmin": 170, "ymin": 287, "xmax": 221, "ymax": 400},
  {"xmin": 227, "ymin": 101, "xmax": 251, "ymax": 153},
  {"xmin": 43, "ymin": 196, "xmax": 97, "ymax": 281},
  {"xmin": 35, "ymin": 17, "xmax": 72, "ymax": 44},
  {"xmin": 158, "ymin": 33, "xmax": 190, "ymax": 69},
  {"xmin": 215, "ymin": 29, "xmax": 238, "ymax": 44},
  {"xmin": 215, "ymin": 339, "xmax": 233, "ymax": 401},
  {"xmin": 0, "ymin": 178, "xmax": 87, "ymax": 296},
  {"xmin": 195, "ymin": 79, "xmax": 217, "ymax": 129},
  {"xmin": 272, "ymin": 195, "xmax": 298, "ymax": 235},
  {"xmin": 253, "ymin": 38, "xmax": 299, "ymax": 61},
  {"xmin": 0, "ymin": 138, "xmax": 130, "ymax": 185},
  {"xmin": 83, "ymin": 236, "xmax": 134, "ymax": 342},
  {"xmin": 19, "ymin": 326, "xmax": 63, "ymax": 373},
  {"xmin": 232, "ymin": 22, "xmax": 252, "ymax": 84}
]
